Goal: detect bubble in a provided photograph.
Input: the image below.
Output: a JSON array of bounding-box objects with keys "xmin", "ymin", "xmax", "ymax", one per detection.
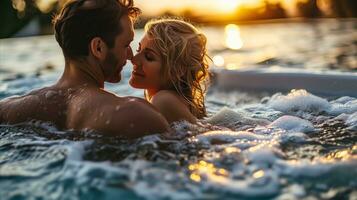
[{"xmin": 67, "ymin": 88, "xmax": 74, "ymax": 93}]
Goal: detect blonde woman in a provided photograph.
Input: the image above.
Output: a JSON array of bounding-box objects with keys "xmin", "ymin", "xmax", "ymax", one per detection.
[{"xmin": 129, "ymin": 18, "xmax": 210, "ymax": 124}]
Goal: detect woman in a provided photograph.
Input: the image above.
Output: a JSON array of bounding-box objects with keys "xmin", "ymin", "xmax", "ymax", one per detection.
[{"xmin": 129, "ymin": 18, "xmax": 210, "ymax": 124}]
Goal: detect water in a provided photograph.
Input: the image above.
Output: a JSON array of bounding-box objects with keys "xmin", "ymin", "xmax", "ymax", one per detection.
[{"xmin": 0, "ymin": 19, "xmax": 356, "ymax": 199}]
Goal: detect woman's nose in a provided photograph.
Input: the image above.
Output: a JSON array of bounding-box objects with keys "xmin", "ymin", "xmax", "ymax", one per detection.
[{"xmin": 131, "ymin": 53, "xmax": 140, "ymax": 66}]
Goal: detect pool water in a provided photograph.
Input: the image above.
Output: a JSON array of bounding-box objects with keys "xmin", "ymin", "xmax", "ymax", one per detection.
[{"xmin": 0, "ymin": 19, "xmax": 356, "ymax": 199}]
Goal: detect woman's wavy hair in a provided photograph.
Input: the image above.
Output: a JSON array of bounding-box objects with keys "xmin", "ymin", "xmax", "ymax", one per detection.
[{"xmin": 145, "ymin": 18, "xmax": 210, "ymax": 119}]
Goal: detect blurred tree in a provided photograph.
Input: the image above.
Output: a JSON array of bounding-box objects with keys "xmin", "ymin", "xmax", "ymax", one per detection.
[
  {"xmin": 234, "ymin": 1, "xmax": 286, "ymax": 21},
  {"xmin": 0, "ymin": 0, "xmax": 40, "ymax": 38},
  {"xmin": 328, "ymin": 0, "xmax": 357, "ymax": 17},
  {"xmin": 296, "ymin": 0, "xmax": 321, "ymax": 18}
]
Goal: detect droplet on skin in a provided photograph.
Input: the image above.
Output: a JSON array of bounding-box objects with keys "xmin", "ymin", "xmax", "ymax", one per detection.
[
  {"xmin": 45, "ymin": 90, "xmax": 57, "ymax": 99},
  {"xmin": 130, "ymin": 123, "xmax": 134, "ymax": 128},
  {"xmin": 100, "ymin": 112, "xmax": 104, "ymax": 117},
  {"xmin": 77, "ymin": 107, "xmax": 81, "ymax": 112},
  {"xmin": 78, "ymin": 89, "xmax": 83, "ymax": 93},
  {"xmin": 115, "ymin": 105, "xmax": 121, "ymax": 111},
  {"xmin": 105, "ymin": 120, "xmax": 110, "ymax": 125}
]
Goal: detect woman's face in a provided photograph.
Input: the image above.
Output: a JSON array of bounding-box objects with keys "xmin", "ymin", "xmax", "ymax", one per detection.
[{"xmin": 129, "ymin": 34, "xmax": 164, "ymax": 90}]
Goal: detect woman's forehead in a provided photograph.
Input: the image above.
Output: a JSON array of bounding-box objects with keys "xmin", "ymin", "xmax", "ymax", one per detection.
[{"xmin": 140, "ymin": 34, "xmax": 153, "ymax": 46}]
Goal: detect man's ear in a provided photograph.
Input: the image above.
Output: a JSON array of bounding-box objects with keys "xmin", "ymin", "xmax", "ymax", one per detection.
[{"xmin": 89, "ymin": 37, "xmax": 108, "ymax": 60}]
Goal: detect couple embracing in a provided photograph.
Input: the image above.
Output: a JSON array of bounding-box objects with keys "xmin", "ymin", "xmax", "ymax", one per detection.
[{"xmin": 0, "ymin": 0, "xmax": 210, "ymax": 138}]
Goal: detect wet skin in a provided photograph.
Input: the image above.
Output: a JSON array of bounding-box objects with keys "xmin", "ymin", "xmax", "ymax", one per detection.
[{"xmin": 0, "ymin": 16, "xmax": 169, "ymax": 138}]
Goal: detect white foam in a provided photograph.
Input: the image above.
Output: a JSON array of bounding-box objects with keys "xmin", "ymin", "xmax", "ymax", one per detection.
[
  {"xmin": 205, "ymin": 107, "xmax": 270, "ymax": 127},
  {"xmin": 201, "ymin": 169, "xmax": 281, "ymax": 197},
  {"xmin": 328, "ymin": 98, "xmax": 357, "ymax": 115},
  {"xmin": 125, "ymin": 160, "xmax": 196, "ymax": 200},
  {"xmin": 277, "ymin": 184, "xmax": 306, "ymax": 199},
  {"xmin": 65, "ymin": 140, "xmax": 93, "ymax": 162},
  {"xmin": 267, "ymin": 90, "xmax": 331, "ymax": 113},
  {"xmin": 196, "ymin": 130, "xmax": 270, "ymax": 145},
  {"xmin": 331, "ymin": 96, "xmax": 356, "ymax": 104},
  {"xmin": 133, "ymin": 181, "xmax": 193, "ymax": 200},
  {"xmin": 266, "ymin": 90, "xmax": 357, "ymax": 122},
  {"xmin": 345, "ymin": 112, "xmax": 357, "ymax": 130},
  {"xmin": 245, "ymin": 146, "xmax": 285, "ymax": 166},
  {"xmin": 276, "ymin": 159, "xmax": 357, "ymax": 179},
  {"xmin": 269, "ymin": 115, "xmax": 314, "ymax": 133},
  {"xmin": 279, "ymin": 132, "xmax": 308, "ymax": 143}
]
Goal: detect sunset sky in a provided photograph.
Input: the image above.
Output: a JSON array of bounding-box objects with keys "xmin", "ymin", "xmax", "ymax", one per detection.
[
  {"xmin": 134, "ymin": 0, "xmax": 299, "ymax": 16},
  {"xmin": 28, "ymin": 0, "xmax": 307, "ymax": 17}
]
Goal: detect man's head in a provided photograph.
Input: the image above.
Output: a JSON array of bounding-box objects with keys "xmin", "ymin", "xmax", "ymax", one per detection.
[{"xmin": 53, "ymin": 0, "xmax": 140, "ymax": 82}]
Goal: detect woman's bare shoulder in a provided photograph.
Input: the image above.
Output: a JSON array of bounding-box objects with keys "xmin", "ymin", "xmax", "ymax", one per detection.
[
  {"xmin": 151, "ymin": 90, "xmax": 196, "ymax": 124},
  {"xmin": 151, "ymin": 90, "xmax": 183, "ymax": 105}
]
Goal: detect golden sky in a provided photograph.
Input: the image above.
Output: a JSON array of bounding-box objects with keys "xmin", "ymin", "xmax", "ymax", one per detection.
[
  {"xmin": 135, "ymin": 0, "xmax": 263, "ymax": 16},
  {"xmin": 30, "ymin": 0, "xmax": 301, "ymax": 16}
]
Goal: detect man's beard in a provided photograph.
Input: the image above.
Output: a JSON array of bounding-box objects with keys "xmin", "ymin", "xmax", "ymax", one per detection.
[{"xmin": 103, "ymin": 51, "xmax": 121, "ymax": 83}]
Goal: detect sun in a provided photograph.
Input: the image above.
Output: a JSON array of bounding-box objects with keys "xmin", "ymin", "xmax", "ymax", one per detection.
[
  {"xmin": 216, "ymin": 0, "xmax": 243, "ymax": 13},
  {"xmin": 215, "ymin": 0, "xmax": 264, "ymax": 13}
]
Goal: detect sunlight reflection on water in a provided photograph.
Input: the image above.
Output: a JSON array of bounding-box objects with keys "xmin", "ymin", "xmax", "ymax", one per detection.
[{"xmin": 224, "ymin": 24, "xmax": 244, "ymax": 50}]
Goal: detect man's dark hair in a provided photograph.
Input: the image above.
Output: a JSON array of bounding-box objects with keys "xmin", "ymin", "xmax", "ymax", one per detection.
[{"xmin": 53, "ymin": 0, "xmax": 140, "ymax": 59}]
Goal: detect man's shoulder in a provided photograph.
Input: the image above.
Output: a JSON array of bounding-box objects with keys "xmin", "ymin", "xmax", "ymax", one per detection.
[
  {"xmin": 0, "ymin": 87, "xmax": 50, "ymax": 123},
  {"xmin": 106, "ymin": 96, "xmax": 158, "ymax": 117},
  {"xmin": 90, "ymin": 96, "xmax": 169, "ymax": 138}
]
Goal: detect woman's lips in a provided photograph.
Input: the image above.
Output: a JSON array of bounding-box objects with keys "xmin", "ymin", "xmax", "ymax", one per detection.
[{"xmin": 132, "ymin": 71, "xmax": 145, "ymax": 77}]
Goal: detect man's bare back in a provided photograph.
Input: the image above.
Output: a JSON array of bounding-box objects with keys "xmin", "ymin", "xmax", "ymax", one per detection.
[{"xmin": 0, "ymin": 84, "xmax": 168, "ymax": 138}]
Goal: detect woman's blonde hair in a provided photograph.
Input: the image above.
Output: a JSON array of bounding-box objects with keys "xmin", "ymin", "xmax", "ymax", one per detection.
[{"xmin": 145, "ymin": 18, "xmax": 210, "ymax": 119}]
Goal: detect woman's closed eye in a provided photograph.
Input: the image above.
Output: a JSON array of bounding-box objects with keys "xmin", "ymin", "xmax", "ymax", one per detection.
[{"xmin": 144, "ymin": 52, "xmax": 154, "ymax": 61}]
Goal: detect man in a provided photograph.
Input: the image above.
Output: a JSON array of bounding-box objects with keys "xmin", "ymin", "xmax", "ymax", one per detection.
[{"xmin": 0, "ymin": 0, "xmax": 169, "ymax": 138}]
